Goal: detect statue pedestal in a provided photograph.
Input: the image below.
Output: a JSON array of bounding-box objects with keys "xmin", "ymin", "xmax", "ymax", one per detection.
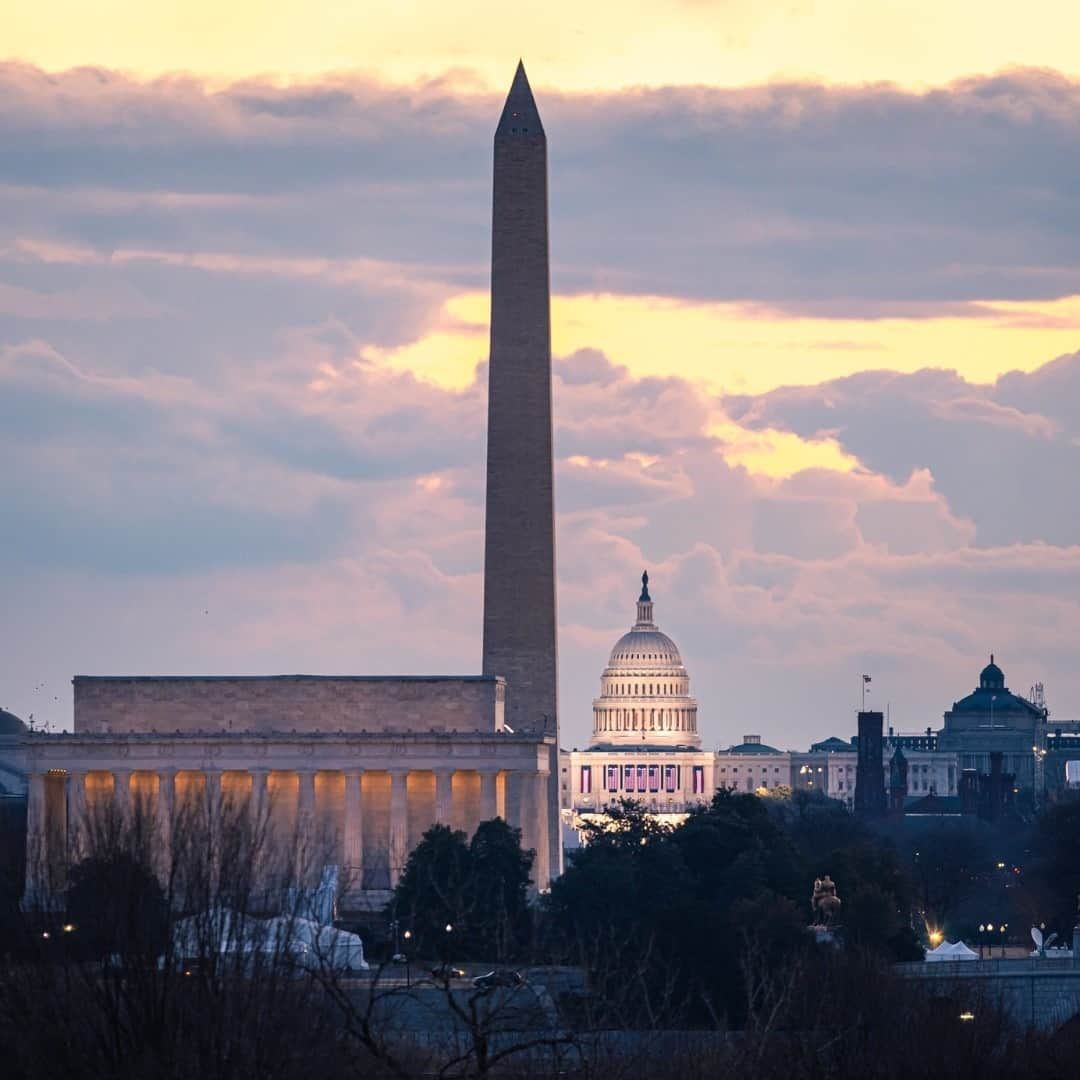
[{"xmin": 809, "ymin": 924, "xmax": 840, "ymax": 948}]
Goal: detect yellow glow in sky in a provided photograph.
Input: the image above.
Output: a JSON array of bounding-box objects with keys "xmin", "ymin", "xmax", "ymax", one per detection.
[
  {"xmin": 364, "ymin": 290, "xmax": 1080, "ymax": 397},
  {"xmin": 705, "ymin": 418, "xmax": 860, "ymax": 479},
  {"xmin": 4, "ymin": 1, "xmax": 1080, "ymax": 89}
]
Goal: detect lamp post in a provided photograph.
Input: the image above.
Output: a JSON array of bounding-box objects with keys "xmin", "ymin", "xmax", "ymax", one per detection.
[
  {"xmin": 1000, "ymin": 923, "xmax": 1007, "ymax": 958},
  {"xmin": 402, "ymin": 929, "xmax": 412, "ymax": 987}
]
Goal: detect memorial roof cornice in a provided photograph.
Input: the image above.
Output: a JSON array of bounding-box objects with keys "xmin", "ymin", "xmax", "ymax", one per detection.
[
  {"xmin": 26, "ymin": 730, "xmax": 553, "ymax": 744},
  {"xmin": 72, "ymin": 674, "xmax": 504, "ymax": 684}
]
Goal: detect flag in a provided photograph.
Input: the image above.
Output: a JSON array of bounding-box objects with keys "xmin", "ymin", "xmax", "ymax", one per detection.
[{"xmin": 862, "ymin": 675, "xmax": 872, "ymax": 684}]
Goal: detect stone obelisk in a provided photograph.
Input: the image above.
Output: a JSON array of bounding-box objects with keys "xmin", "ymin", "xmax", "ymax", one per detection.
[{"xmin": 482, "ymin": 61, "xmax": 561, "ymax": 879}]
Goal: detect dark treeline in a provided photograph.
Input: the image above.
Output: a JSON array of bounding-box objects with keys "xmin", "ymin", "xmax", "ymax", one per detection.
[{"xmin": 2, "ymin": 788, "xmax": 1080, "ymax": 1078}]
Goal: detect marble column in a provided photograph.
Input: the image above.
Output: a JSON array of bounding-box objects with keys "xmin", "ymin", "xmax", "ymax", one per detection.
[
  {"xmin": 113, "ymin": 769, "xmax": 132, "ymax": 825},
  {"xmin": 66, "ymin": 770, "xmax": 87, "ymax": 864},
  {"xmin": 504, "ymin": 770, "xmax": 524, "ymax": 840},
  {"xmin": 518, "ymin": 770, "xmax": 538, "ymax": 853},
  {"xmin": 248, "ymin": 768, "xmax": 269, "ymax": 829},
  {"xmin": 479, "ymin": 769, "xmax": 499, "ymax": 822},
  {"xmin": 204, "ymin": 769, "xmax": 222, "ymax": 815},
  {"xmin": 156, "ymin": 769, "xmax": 176, "ymax": 880},
  {"xmin": 388, "ymin": 770, "xmax": 408, "ymax": 887},
  {"xmin": 343, "ymin": 770, "xmax": 363, "ymax": 895},
  {"xmin": 24, "ymin": 771, "xmax": 46, "ymax": 902},
  {"xmin": 296, "ymin": 769, "xmax": 316, "ymax": 882},
  {"xmin": 203, "ymin": 769, "xmax": 222, "ymax": 893},
  {"xmin": 435, "ymin": 769, "xmax": 454, "ymax": 825},
  {"xmin": 532, "ymin": 770, "xmax": 550, "ymax": 888}
]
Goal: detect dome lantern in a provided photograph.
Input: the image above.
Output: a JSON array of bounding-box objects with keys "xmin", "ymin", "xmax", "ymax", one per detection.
[
  {"xmin": 979, "ymin": 654, "xmax": 1006, "ymax": 691},
  {"xmin": 636, "ymin": 569, "xmax": 655, "ymax": 628}
]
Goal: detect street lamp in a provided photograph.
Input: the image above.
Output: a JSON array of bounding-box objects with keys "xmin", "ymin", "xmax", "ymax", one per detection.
[
  {"xmin": 402, "ymin": 929, "xmax": 412, "ymax": 987},
  {"xmin": 1000, "ymin": 923, "xmax": 1007, "ymax": 958}
]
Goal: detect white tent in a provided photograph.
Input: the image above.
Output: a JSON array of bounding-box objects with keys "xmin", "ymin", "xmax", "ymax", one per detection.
[
  {"xmin": 925, "ymin": 940, "xmax": 979, "ymax": 962},
  {"xmin": 168, "ymin": 908, "xmax": 367, "ymax": 973}
]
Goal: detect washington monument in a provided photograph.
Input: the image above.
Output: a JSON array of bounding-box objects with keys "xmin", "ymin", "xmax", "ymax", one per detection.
[{"xmin": 482, "ymin": 62, "xmax": 561, "ymax": 877}]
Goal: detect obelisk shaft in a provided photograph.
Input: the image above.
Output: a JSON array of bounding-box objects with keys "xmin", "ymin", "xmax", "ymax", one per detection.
[{"xmin": 482, "ymin": 63, "xmax": 561, "ymax": 878}]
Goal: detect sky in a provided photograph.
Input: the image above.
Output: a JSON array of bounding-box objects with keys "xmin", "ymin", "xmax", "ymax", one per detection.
[{"xmin": 3, "ymin": 2, "xmax": 1080, "ymax": 751}]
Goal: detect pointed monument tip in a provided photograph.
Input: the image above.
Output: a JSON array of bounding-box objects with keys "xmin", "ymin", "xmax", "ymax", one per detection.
[{"xmin": 496, "ymin": 59, "xmax": 544, "ymax": 138}]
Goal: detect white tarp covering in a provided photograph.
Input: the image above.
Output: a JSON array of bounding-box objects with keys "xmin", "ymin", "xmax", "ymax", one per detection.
[
  {"xmin": 925, "ymin": 940, "xmax": 979, "ymax": 962},
  {"xmin": 169, "ymin": 908, "xmax": 367, "ymax": 972}
]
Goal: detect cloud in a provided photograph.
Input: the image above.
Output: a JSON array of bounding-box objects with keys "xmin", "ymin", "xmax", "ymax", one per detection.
[
  {"xmin": 4, "ymin": 62, "xmax": 1080, "ymax": 750},
  {"xmin": 727, "ymin": 352, "xmax": 1080, "ymax": 547},
  {"xmin": 4, "ymin": 63, "xmax": 1080, "ymax": 311}
]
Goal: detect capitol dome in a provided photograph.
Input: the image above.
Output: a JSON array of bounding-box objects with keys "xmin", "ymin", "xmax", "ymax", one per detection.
[
  {"xmin": 607, "ymin": 627, "xmax": 684, "ymax": 670},
  {"xmin": 590, "ymin": 572, "xmax": 700, "ymax": 748}
]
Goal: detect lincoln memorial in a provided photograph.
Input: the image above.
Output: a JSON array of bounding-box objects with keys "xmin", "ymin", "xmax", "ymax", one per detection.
[{"xmin": 23, "ymin": 676, "xmax": 552, "ymax": 907}]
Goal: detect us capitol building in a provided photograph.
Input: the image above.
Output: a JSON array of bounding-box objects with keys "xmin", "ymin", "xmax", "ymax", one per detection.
[{"xmin": 560, "ymin": 573, "xmax": 717, "ymax": 838}]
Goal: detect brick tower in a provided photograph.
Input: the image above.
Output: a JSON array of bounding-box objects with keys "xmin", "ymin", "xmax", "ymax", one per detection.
[{"xmin": 482, "ymin": 62, "xmax": 561, "ymax": 878}]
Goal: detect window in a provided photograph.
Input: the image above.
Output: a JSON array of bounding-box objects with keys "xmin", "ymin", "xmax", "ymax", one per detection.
[
  {"xmin": 623, "ymin": 765, "xmax": 635, "ymax": 792},
  {"xmin": 692, "ymin": 765, "xmax": 705, "ymax": 795},
  {"xmin": 648, "ymin": 765, "xmax": 661, "ymax": 792},
  {"xmin": 605, "ymin": 765, "xmax": 619, "ymax": 792}
]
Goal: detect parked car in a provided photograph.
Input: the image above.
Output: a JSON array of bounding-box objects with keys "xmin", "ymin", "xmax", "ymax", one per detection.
[{"xmin": 471, "ymin": 969, "xmax": 524, "ymax": 990}]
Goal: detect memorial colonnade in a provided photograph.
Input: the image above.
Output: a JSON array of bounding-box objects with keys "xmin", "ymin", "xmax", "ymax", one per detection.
[{"xmin": 23, "ymin": 734, "xmax": 552, "ymax": 904}]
